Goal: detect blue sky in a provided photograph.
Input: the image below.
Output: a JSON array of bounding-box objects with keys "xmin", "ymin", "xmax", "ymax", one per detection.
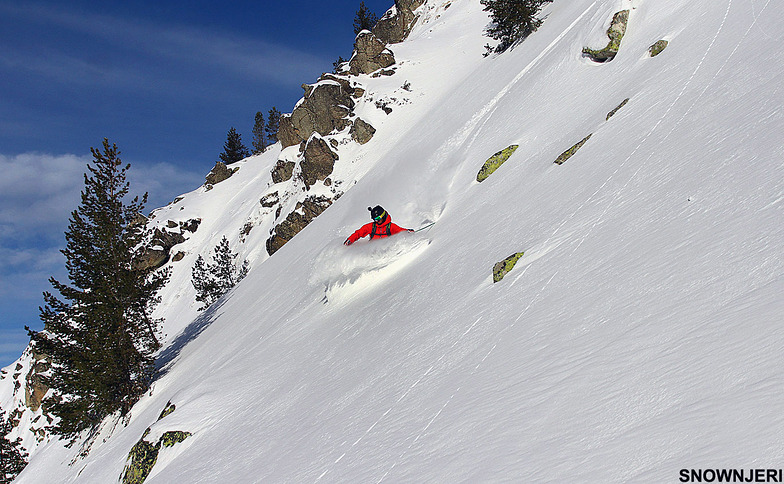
[{"xmin": 0, "ymin": 0, "xmax": 395, "ymax": 367}]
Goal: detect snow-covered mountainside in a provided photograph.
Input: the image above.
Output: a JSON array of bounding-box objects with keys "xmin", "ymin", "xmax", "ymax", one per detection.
[{"xmin": 5, "ymin": 0, "xmax": 784, "ymax": 481}]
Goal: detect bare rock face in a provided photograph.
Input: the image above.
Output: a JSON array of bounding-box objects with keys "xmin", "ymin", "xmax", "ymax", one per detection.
[
  {"xmin": 349, "ymin": 31, "xmax": 396, "ymax": 76},
  {"xmin": 301, "ymin": 137, "xmax": 339, "ymax": 189},
  {"xmin": 266, "ymin": 195, "xmax": 334, "ymax": 255},
  {"xmin": 373, "ymin": 0, "xmax": 425, "ymax": 45},
  {"xmin": 278, "ymin": 81, "xmax": 357, "ymax": 148}
]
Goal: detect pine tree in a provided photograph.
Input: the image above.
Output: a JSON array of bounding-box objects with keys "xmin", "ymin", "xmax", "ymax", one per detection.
[
  {"xmin": 333, "ymin": 56, "xmax": 348, "ymax": 74},
  {"xmin": 480, "ymin": 0, "xmax": 552, "ymax": 53},
  {"xmin": 0, "ymin": 415, "xmax": 28, "ymax": 483},
  {"xmin": 353, "ymin": 2, "xmax": 378, "ymax": 34},
  {"xmin": 191, "ymin": 236, "xmax": 249, "ymax": 311},
  {"xmin": 219, "ymin": 127, "xmax": 250, "ymax": 164},
  {"xmin": 26, "ymin": 139, "xmax": 170, "ymax": 440},
  {"xmin": 265, "ymin": 108, "xmax": 281, "ymax": 146},
  {"xmin": 251, "ymin": 111, "xmax": 267, "ymax": 155}
]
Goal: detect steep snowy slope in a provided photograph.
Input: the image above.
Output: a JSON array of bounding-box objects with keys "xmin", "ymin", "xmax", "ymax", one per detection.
[{"xmin": 11, "ymin": 0, "xmax": 784, "ymax": 481}]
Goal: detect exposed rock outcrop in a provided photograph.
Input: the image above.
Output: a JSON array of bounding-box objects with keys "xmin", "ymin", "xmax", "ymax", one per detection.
[
  {"xmin": 583, "ymin": 10, "xmax": 630, "ymax": 62},
  {"xmin": 266, "ymin": 196, "xmax": 334, "ymax": 255},
  {"xmin": 278, "ymin": 80, "xmax": 357, "ymax": 148},
  {"xmin": 349, "ymin": 31, "xmax": 396, "ymax": 76},
  {"xmin": 301, "ymin": 136, "xmax": 339, "ymax": 189},
  {"xmin": 373, "ymin": 0, "xmax": 425, "ymax": 45},
  {"xmin": 477, "ymin": 145, "xmax": 519, "ymax": 182}
]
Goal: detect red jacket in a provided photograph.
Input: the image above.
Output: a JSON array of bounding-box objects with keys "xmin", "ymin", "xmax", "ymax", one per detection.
[{"xmin": 345, "ymin": 214, "xmax": 411, "ymax": 245}]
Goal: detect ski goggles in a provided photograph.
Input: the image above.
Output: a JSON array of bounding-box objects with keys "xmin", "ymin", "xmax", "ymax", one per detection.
[{"xmin": 373, "ymin": 211, "xmax": 386, "ymax": 222}]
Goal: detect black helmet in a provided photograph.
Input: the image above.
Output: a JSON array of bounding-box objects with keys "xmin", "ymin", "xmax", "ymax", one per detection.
[{"xmin": 368, "ymin": 205, "xmax": 387, "ymax": 222}]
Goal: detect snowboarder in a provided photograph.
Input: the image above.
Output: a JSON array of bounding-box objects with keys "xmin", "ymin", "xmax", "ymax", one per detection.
[{"xmin": 344, "ymin": 206, "xmax": 413, "ymax": 245}]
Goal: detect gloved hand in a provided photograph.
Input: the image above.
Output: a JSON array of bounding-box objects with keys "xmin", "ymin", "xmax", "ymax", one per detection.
[{"xmin": 344, "ymin": 238, "xmax": 353, "ymax": 246}]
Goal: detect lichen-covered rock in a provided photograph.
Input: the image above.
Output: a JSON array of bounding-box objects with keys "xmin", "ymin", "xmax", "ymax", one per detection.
[
  {"xmin": 205, "ymin": 161, "xmax": 233, "ymax": 186},
  {"xmin": 373, "ymin": 0, "xmax": 425, "ymax": 45},
  {"xmin": 493, "ymin": 252, "xmax": 525, "ymax": 283},
  {"xmin": 554, "ymin": 134, "xmax": 592, "ymax": 165},
  {"xmin": 350, "ymin": 118, "xmax": 376, "ymax": 144},
  {"xmin": 266, "ymin": 196, "xmax": 334, "ymax": 255},
  {"xmin": 582, "ymin": 10, "xmax": 629, "ymax": 62},
  {"xmin": 121, "ymin": 431, "xmax": 158, "ymax": 484},
  {"xmin": 158, "ymin": 402, "xmax": 176, "ymax": 420},
  {"xmin": 649, "ymin": 39, "xmax": 669, "ymax": 57},
  {"xmin": 301, "ymin": 137, "xmax": 339, "ymax": 189},
  {"xmin": 121, "ymin": 428, "xmax": 192, "ymax": 484},
  {"xmin": 476, "ymin": 145, "xmax": 519, "ymax": 182},
  {"xmin": 349, "ymin": 31, "xmax": 396, "ymax": 76},
  {"xmin": 606, "ymin": 98, "xmax": 630, "ymax": 121},
  {"xmin": 160, "ymin": 431, "xmax": 191, "ymax": 448},
  {"xmin": 271, "ymin": 160, "xmax": 295, "ymax": 184}
]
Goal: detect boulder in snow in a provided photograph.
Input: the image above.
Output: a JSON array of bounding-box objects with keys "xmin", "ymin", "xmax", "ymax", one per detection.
[
  {"xmin": 649, "ymin": 39, "xmax": 669, "ymax": 57},
  {"xmin": 205, "ymin": 161, "xmax": 234, "ymax": 186},
  {"xmin": 350, "ymin": 118, "xmax": 376, "ymax": 145}
]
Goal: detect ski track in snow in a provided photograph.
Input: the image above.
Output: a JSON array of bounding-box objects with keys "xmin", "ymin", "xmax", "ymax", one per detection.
[
  {"xmin": 316, "ymin": 5, "xmax": 605, "ymax": 481},
  {"xmin": 372, "ymin": 0, "xmax": 774, "ymax": 479}
]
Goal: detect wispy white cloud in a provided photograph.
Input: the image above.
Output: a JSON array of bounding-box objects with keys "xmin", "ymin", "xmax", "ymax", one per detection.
[
  {"xmin": 0, "ymin": 3, "xmax": 327, "ymax": 91},
  {"xmin": 0, "ymin": 152, "xmax": 87, "ymax": 239},
  {"xmin": 0, "ymin": 152, "xmax": 204, "ymax": 240}
]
